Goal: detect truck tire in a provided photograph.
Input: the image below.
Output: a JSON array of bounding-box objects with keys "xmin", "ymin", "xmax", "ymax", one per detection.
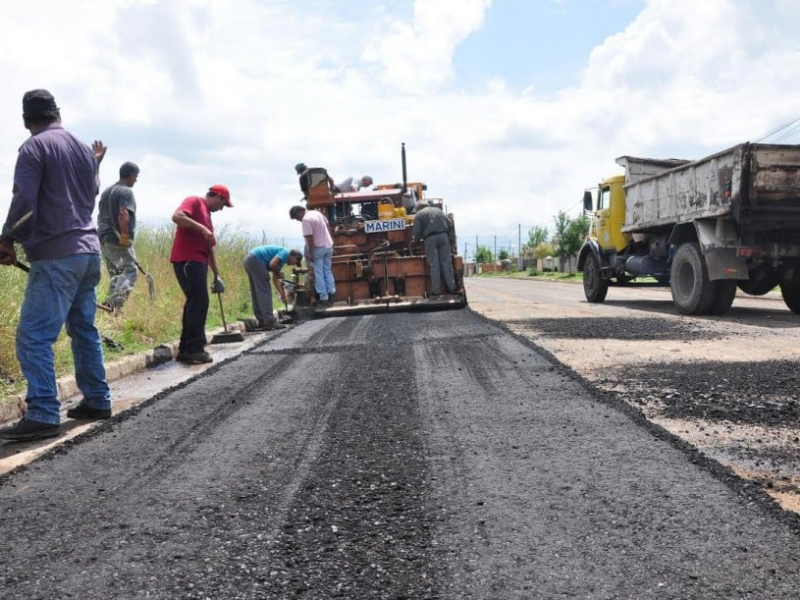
[
  {"xmin": 583, "ymin": 254, "xmax": 609, "ymax": 303},
  {"xmin": 670, "ymin": 243, "xmax": 714, "ymax": 315},
  {"xmin": 708, "ymin": 280, "xmax": 737, "ymax": 315},
  {"xmin": 780, "ymin": 282, "xmax": 800, "ymax": 314}
]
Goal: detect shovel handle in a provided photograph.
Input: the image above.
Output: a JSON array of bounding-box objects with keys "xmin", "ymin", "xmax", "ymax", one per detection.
[{"xmin": 215, "ymin": 292, "xmax": 228, "ymax": 331}]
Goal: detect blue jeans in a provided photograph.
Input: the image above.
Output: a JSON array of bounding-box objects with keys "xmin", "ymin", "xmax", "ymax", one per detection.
[
  {"xmin": 312, "ymin": 246, "xmax": 335, "ymax": 300},
  {"xmin": 17, "ymin": 253, "xmax": 111, "ymax": 424}
]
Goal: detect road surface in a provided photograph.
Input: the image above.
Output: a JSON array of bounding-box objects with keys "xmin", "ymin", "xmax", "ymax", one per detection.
[
  {"xmin": 466, "ymin": 276, "xmax": 800, "ymax": 515},
  {"xmin": 1, "ymin": 287, "xmax": 800, "ymax": 598}
]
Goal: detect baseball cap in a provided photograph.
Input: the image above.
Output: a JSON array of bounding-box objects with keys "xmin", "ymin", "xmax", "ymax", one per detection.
[
  {"xmin": 209, "ymin": 184, "xmax": 232, "ymax": 207},
  {"xmin": 294, "ymin": 162, "xmax": 307, "ymax": 174}
]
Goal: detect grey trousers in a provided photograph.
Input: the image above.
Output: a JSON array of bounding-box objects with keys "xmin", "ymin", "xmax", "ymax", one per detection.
[
  {"xmin": 424, "ymin": 232, "xmax": 456, "ymax": 295},
  {"xmin": 101, "ymin": 241, "xmax": 138, "ymax": 309},
  {"xmin": 244, "ymin": 253, "xmax": 276, "ymax": 324}
]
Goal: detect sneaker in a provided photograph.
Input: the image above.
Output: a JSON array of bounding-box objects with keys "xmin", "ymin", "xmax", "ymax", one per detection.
[
  {"xmin": 176, "ymin": 351, "xmax": 213, "ymax": 365},
  {"xmin": 67, "ymin": 402, "xmax": 112, "ymax": 420},
  {"xmin": 0, "ymin": 417, "xmax": 61, "ymax": 442}
]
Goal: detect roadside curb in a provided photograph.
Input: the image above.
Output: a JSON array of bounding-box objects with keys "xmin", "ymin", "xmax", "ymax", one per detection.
[
  {"xmin": 0, "ymin": 317, "xmax": 261, "ymax": 426},
  {"xmin": 0, "ymin": 342, "xmax": 179, "ymax": 426}
]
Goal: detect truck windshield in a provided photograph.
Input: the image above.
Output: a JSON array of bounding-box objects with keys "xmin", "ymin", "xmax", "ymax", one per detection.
[{"xmin": 599, "ymin": 187, "xmax": 611, "ymax": 211}]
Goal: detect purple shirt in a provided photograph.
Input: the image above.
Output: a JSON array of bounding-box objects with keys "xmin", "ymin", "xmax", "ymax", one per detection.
[{"xmin": 4, "ymin": 123, "xmax": 100, "ymax": 260}]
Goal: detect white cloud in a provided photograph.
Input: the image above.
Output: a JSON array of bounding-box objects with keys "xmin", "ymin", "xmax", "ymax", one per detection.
[
  {"xmin": 2, "ymin": 0, "xmax": 800, "ymax": 255},
  {"xmin": 362, "ymin": 0, "xmax": 493, "ymax": 93}
]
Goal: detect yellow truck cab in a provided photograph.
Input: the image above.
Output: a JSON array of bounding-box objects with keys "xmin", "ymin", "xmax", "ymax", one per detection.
[{"xmin": 589, "ymin": 174, "xmax": 629, "ymax": 254}]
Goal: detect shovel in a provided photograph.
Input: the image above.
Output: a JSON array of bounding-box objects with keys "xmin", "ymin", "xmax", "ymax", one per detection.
[
  {"xmin": 10, "ymin": 260, "xmax": 113, "ymax": 312},
  {"xmin": 132, "ymin": 258, "xmax": 156, "ymax": 301},
  {"xmin": 210, "ymin": 291, "xmax": 244, "ymax": 344}
]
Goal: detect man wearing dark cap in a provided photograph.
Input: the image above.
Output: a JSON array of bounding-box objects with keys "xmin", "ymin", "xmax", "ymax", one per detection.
[
  {"xmin": 295, "ymin": 162, "xmax": 310, "ymax": 197},
  {"xmin": 0, "ymin": 89, "xmax": 112, "ymax": 441},
  {"xmin": 97, "ymin": 161, "xmax": 140, "ymax": 311},
  {"xmin": 169, "ymin": 185, "xmax": 232, "ymax": 365}
]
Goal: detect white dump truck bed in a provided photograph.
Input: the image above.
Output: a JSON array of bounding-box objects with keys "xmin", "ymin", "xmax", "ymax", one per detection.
[{"xmin": 619, "ymin": 143, "xmax": 800, "ymax": 234}]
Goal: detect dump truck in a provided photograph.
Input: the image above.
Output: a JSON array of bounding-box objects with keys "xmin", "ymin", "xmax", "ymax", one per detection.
[
  {"xmin": 287, "ymin": 144, "xmax": 467, "ymax": 317},
  {"xmin": 578, "ymin": 142, "xmax": 800, "ymax": 315}
]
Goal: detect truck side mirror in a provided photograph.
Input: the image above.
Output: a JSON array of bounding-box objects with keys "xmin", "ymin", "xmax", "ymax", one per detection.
[{"xmin": 582, "ymin": 190, "xmax": 593, "ymax": 212}]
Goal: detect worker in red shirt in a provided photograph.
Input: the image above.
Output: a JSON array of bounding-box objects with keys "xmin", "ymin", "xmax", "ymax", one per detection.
[{"xmin": 170, "ymin": 185, "xmax": 232, "ymax": 364}]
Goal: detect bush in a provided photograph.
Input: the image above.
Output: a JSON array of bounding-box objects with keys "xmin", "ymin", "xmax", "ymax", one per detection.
[{"xmin": 0, "ymin": 223, "xmax": 290, "ymax": 399}]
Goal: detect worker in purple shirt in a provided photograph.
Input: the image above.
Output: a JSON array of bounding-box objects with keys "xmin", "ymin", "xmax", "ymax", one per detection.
[{"xmin": 0, "ymin": 89, "xmax": 113, "ymax": 442}]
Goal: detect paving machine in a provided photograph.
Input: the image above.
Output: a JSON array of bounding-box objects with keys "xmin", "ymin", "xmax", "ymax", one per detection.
[{"xmin": 290, "ymin": 144, "xmax": 467, "ymax": 317}]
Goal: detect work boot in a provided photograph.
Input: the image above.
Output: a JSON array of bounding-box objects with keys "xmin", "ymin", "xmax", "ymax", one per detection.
[
  {"xmin": 67, "ymin": 401, "xmax": 112, "ymax": 420},
  {"xmin": 0, "ymin": 417, "xmax": 61, "ymax": 442},
  {"xmin": 255, "ymin": 319, "xmax": 286, "ymax": 331},
  {"xmin": 176, "ymin": 351, "xmax": 213, "ymax": 365}
]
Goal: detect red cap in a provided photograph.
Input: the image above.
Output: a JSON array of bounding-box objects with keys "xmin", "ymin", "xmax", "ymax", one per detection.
[{"xmin": 209, "ymin": 184, "xmax": 232, "ymax": 207}]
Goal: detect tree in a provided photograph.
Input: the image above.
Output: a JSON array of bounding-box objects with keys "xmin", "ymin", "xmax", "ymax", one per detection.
[
  {"xmin": 553, "ymin": 211, "xmax": 590, "ymax": 272},
  {"xmin": 527, "ymin": 226, "xmax": 548, "ymax": 249},
  {"xmin": 474, "ymin": 245, "xmax": 493, "ymax": 263},
  {"xmin": 553, "ymin": 211, "xmax": 571, "ymax": 260},
  {"xmin": 533, "ymin": 242, "xmax": 555, "ymax": 261},
  {"xmin": 562, "ymin": 213, "xmax": 590, "ymax": 258},
  {"xmin": 498, "ymin": 249, "xmax": 509, "ymax": 261}
]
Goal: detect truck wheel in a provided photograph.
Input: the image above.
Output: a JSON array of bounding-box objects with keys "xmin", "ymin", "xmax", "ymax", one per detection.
[
  {"xmin": 780, "ymin": 282, "xmax": 800, "ymax": 314},
  {"xmin": 708, "ymin": 280, "xmax": 737, "ymax": 315},
  {"xmin": 670, "ymin": 243, "xmax": 714, "ymax": 315},
  {"xmin": 583, "ymin": 254, "xmax": 609, "ymax": 303}
]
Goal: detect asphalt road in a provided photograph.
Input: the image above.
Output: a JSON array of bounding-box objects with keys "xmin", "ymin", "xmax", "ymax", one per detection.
[
  {"xmin": 465, "ymin": 276, "xmax": 800, "ymax": 516},
  {"xmin": 2, "ymin": 291, "xmax": 800, "ymax": 599}
]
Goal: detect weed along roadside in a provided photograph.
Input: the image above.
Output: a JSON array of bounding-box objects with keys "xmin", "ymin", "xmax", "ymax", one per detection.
[{"xmin": 0, "ymin": 224, "xmax": 301, "ymax": 411}]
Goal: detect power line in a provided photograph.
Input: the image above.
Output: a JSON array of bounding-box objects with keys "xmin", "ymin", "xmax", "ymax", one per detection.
[{"xmin": 755, "ymin": 113, "xmax": 800, "ymax": 143}]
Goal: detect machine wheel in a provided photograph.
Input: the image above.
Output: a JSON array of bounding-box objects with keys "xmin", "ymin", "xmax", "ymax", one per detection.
[
  {"xmin": 583, "ymin": 254, "xmax": 609, "ymax": 303},
  {"xmin": 670, "ymin": 243, "xmax": 714, "ymax": 315},
  {"xmin": 708, "ymin": 280, "xmax": 737, "ymax": 315},
  {"xmin": 780, "ymin": 282, "xmax": 800, "ymax": 314}
]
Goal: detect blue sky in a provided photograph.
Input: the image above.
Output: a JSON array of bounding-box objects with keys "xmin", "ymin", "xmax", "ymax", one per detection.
[{"xmin": 2, "ymin": 0, "xmax": 800, "ymax": 258}]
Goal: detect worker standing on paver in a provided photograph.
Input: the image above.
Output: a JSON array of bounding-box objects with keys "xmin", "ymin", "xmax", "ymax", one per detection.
[
  {"xmin": 170, "ymin": 185, "xmax": 232, "ymax": 365},
  {"xmin": 0, "ymin": 89, "xmax": 113, "ymax": 442},
  {"xmin": 97, "ymin": 161, "xmax": 140, "ymax": 312},
  {"xmin": 411, "ymin": 200, "xmax": 457, "ymax": 297}
]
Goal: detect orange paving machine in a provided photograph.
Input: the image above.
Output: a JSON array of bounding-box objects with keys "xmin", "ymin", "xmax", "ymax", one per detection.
[{"xmin": 288, "ymin": 144, "xmax": 467, "ymax": 317}]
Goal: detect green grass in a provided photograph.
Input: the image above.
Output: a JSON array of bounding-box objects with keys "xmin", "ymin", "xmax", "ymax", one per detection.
[
  {"xmin": 476, "ymin": 268, "xmax": 583, "ymax": 282},
  {"xmin": 0, "ymin": 224, "xmax": 295, "ymax": 400}
]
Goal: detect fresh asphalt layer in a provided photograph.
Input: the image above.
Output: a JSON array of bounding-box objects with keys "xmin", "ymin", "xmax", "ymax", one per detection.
[{"xmin": 1, "ymin": 306, "xmax": 800, "ymax": 598}]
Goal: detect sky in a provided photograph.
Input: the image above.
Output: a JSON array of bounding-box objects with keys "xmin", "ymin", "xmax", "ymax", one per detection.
[{"xmin": 2, "ymin": 0, "xmax": 800, "ymax": 259}]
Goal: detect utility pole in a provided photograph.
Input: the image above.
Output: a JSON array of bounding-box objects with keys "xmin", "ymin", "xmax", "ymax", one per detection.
[
  {"xmin": 518, "ymin": 224, "xmax": 523, "ymax": 271},
  {"xmin": 494, "ymin": 236, "xmax": 497, "ymax": 262}
]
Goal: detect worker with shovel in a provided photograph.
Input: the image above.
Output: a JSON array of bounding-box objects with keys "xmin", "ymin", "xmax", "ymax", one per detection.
[
  {"xmin": 0, "ymin": 89, "xmax": 113, "ymax": 442},
  {"xmin": 170, "ymin": 185, "xmax": 232, "ymax": 365},
  {"xmin": 97, "ymin": 161, "xmax": 140, "ymax": 311},
  {"xmin": 244, "ymin": 245, "xmax": 303, "ymax": 330}
]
